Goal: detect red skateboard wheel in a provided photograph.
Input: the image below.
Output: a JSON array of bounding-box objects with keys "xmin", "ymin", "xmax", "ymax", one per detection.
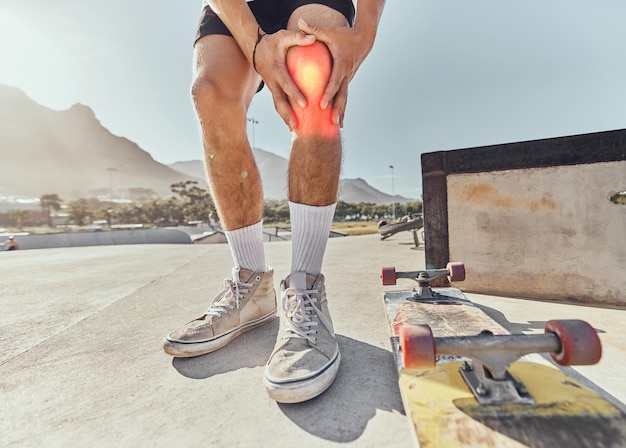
[
  {"xmin": 381, "ymin": 267, "xmax": 397, "ymax": 286},
  {"xmin": 446, "ymin": 262, "xmax": 466, "ymax": 282},
  {"xmin": 545, "ymin": 320, "xmax": 602, "ymax": 366},
  {"xmin": 399, "ymin": 324, "xmax": 436, "ymax": 370}
]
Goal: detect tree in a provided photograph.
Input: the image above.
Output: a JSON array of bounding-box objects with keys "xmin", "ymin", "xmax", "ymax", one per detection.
[
  {"xmin": 170, "ymin": 181, "xmax": 215, "ymax": 224},
  {"xmin": 405, "ymin": 201, "xmax": 423, "ymax": 215},
  {"xmin": 67, "ymin": 199, "xmax": 90, "ymax": 226},
  {"xmin": 335, "ymin": 201, "xmax": 360, "ymax": 220},
  {"xmin": 274, "ymin": 203, "xmax": 290, "ymax": 222},
  {"xmin": 8, "ymin": 209, "xmax": 31, "ymax": 230},
  {"xmin": 163, "ymin": 198, "xmax": 186, "ymax": 226},
  {"xmin": 262, "ymin": 199, "xmax": 289, "ymax": 223},
  {"xmin": 116, "ymin": 206, "xmax": 138, "ymax": 225},
  {"xmin": 171, "ymin": 181, "xmax": 211, "ymax": 203},
  {"xmin": 40, "ymin": 194, "xmax": 62, "ymax": 227},
  {"xmin": 358, "ymin": 202, "xmax": 376, "ymax": 219}
]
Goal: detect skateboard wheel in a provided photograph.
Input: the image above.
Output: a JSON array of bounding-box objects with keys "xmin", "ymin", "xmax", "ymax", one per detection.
[
  {"xmin": 381, "ymin": 267, "xmax": 397, "ymax": 286},
  {"xmin": 446, "ymin": 262, "xmax": 466, "ymax": 282},
  {"xmin": 399, "ymin": 325, "xmax": 436, "ymax": 370},
  {"xmin": 545, "ymin": 320, "xmax": 602, "ymax": 366}
]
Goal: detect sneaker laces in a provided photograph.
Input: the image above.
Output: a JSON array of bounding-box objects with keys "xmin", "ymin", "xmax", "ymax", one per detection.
[
  {"xmin": 281, "ymin": 287, "xmax": 332, "ymax": 344},
  {"xmin": 205, "ymin": 278, "xmax": 252, "ymax": 317}
]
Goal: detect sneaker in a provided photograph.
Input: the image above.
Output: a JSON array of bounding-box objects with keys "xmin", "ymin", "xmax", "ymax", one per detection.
[
  {"xmin": 263, "ymin": 272, "xmax": 340, "ymax": 403},
  {"xmin": 163, "ymin": 267, "xmax": 276, "ymax": 357}
]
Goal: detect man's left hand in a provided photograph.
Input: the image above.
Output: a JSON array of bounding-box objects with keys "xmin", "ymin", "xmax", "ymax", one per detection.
[{"xmin": 297, "ymin": 18, "xmax": 375, "ymax": 128}]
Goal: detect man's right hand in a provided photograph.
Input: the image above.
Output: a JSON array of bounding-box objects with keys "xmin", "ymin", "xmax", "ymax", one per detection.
[{"xmin": 252, "ymin": 29, "xmax": 316, "ymax": 131}]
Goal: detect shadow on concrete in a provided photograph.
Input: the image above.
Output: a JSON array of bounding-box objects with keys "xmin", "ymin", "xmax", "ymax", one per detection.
[
  {"xmin": 475, "ymin": 303, "xmax": 623, "ymax": 412},
  {"xmin": 171, "ymin": 319, "xmax": 279, "ymax": 379},
  {"xmin": 170, "ymin": 332, "xmax": 406, "ymax": 443},
  {"xmin": 474, "ymin": 303, "xmax": 544, "ymax": 333},
  {"xmin": 475, "ymin": 302, "xmax": 607, "ymax": 335},
  {"xmin": 276, "ymin": 335, "xmax": 405, "ymax": 443}
]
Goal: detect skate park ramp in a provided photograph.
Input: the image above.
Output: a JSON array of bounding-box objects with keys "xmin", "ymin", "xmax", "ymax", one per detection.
[{"xmin": 7, "ymin": 228, "xmax": 192, "ymax": 250}]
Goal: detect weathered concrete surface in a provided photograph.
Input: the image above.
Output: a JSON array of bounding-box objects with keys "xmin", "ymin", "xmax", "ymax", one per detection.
[
  {"xmin": 0, "ymin": 234, "xmax": 416, "ymax": 448},
  {"xmin": 1, "ymin": 233, "xmax": 624, "ymax": 447},
  {"xmin": 447, "ymin": 160, "xmax": 626, "ymax": 306}
]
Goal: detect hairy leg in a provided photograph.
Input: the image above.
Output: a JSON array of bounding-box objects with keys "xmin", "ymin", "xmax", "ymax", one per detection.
[
  {"xmin": 286, "ymin": 5, "xmax": 348, "ymax": 205},
  {"xmin": 192, "ymin": 35, "xmax": 263, "ymax": 230}
]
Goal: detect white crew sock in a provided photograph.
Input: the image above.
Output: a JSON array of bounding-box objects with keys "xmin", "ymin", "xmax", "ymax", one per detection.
[
  {"xmin": 225, "ymin": 221, "xmax": 266, "ymax": 273},
  {"xmin": 290, "ymin": 201, "xmax": 336, "ymax": 275}
]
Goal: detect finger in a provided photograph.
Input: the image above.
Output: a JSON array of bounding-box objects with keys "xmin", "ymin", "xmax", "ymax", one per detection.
[
  {"xmin": 298, "ymin": 19, "xmax": 320, "ymax": 37},
  {"xmin": 285, "ymin": 26, "xmax": 316, "ymax": 46},
  {"xmin": 296, "ymin": 20, "xmax": 344, "ymax": 110},
  {"xmin": 321, "ymin": 65, "xmax": 344, "ymax": 110},
  {"xmin": 332, "ymin": 80, "xmax": 349, "ymax": 127},
  {"xmin": 274, "ymin": 64, "xmax": 307, "ymax": 108},
  {"xmin": 296, "ymin": 21, "xmax": 339, "ymax": 109},
  {"xmin": 270, "ymin": 88, "xmax": 297, "ymax": 130},
  {"xmin": 276, "ymin": 31, "xmax": 316, "ymax": 108}
]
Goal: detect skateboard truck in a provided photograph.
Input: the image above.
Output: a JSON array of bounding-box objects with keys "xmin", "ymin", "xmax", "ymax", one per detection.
[
  {"xmin": 399, "ymin": 320, "xmax": 602, "ymax": 405},
  {"xmin": 381, "ymin": 262, "xmax": 466, "ymax": 301}
]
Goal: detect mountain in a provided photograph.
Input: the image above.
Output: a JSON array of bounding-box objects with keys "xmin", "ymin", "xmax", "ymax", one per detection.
[
  {"xmin": 339, "ymin": 177, "xmax": 413, "ymax": 205},
  {"xmin": 170, "ymin": 155, "xmax": 414, "ymax": 205},
  {"xmin": 0, "ymin": 85, "xmax": 202, "ymax": 199},
  {"xmin": 170, "ymin": 148, "xmax": 289, "ymax": 200},
  {"xmin": 1, "ymin": 84, "xmax": 413, "ymax": 204}
]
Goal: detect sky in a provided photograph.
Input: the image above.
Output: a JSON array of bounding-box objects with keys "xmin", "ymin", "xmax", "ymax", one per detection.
[{"xmin": 1, "ymin": 0, "xmax": 626, "ymax": 199}]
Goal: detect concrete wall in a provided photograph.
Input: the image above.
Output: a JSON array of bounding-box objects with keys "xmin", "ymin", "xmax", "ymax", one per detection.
[
  {"xmin": 4, "ymin": 228, "xmax": 192, "ymax": 250},
  {"xmin": 422, "ymin": 129, "xmax": 626, "ymax": 307},
  {"xmin": 447, "ymin": 162, "xmax": 625, "ymax": 306}
]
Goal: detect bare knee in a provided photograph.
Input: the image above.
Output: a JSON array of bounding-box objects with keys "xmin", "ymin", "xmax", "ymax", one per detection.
[
  {"xmin": 286, "ymin": 41, "xmax": 332, "ymax": 101},
  {"xmin": 286, "ymin": 42, "xmax": 338, "ymax": 140},
  {"xmin": 191, "ymin": 71, "xmax": 235, "ymax": 115}
]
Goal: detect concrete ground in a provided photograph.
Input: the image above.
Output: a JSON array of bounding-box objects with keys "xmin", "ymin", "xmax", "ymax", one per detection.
[{"xmin": 1, "ymin": 233, "xmax": 624, "ymax": 447}]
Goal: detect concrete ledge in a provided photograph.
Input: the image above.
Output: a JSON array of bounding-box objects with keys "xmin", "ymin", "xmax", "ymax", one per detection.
[
  {"xmin": 6, "ymin": 228, "xmax": 192, "ymax": 250},
  {"xmin": 422, "ymin": 129, "xmax": 626, "ymax": 306}
]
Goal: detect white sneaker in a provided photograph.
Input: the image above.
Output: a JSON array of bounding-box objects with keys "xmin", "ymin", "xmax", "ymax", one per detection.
[
  {"xmin": 163, "ymin": 267, "xmax": 276, "ymax": 357},
  {"xmin": 264, "ymin": 272, "xmax": 340, "ymax": 403}
]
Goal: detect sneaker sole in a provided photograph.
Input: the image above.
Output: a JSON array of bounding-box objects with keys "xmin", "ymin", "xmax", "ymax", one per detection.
[
  {"xmin": 163, "ymin": 309, "xmax": 277, "ymax": 357},
  {"xmin": 263, "ymin": 351, "xmax": 341, "ymax": 403}
]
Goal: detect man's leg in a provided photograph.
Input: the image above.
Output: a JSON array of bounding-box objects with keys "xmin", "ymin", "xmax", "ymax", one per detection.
[
  {"xmin": 193, "ymin": 37, "xmax": 262, "ymax": 230},
  {"xmin": 263, "ymin": 4, "xmax": 349, "ymax": 403},
  {"xmin": 192, "ymin": 35, "xmax": 267, "ymax": 272},
  {"xmin": 287, "ymin": 5, "xmax": 348, "ymax": 275},
  {"xmin": 163, "ymin": 34, "xmax": 276, "ymax": 358}
]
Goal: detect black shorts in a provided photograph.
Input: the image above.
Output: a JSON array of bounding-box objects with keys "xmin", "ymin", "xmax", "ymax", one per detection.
[{"xmin": 195, "ymin": 0, "xmax": 356, "ymax": 44}]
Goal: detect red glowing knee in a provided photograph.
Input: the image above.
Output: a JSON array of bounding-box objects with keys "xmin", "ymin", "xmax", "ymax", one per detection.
[
  {"xmin": 287, "ymin": 41, "xmax": 331, "ymax": 100},
  {"xmin": 286, "ymin": 41, "xmax": 338, "ymax": 139}
]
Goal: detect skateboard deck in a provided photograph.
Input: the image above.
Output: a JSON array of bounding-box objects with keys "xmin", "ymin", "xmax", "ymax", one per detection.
[{"xmin": 382, "ymin": 264, "xmax": 626, "ymax": 448}]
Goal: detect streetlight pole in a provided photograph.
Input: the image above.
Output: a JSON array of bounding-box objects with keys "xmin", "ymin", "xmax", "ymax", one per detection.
[
  {"xmin": 106, "ymin": 167, "xmax": 117, "ymax": 200},
  {"xmin": 390, "ymin": 165, "xmax": 396, "ymax": 221},
  {"xmin": 247, "ymin": 117, "xmax": 259, "ymax": 149}
]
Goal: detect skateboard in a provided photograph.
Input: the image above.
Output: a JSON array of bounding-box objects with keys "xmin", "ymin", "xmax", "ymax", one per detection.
[
  {"xmin": 381, "ymin": 263, "xmax": 626, "ymax": 447},
  {"xmin": 378, "ymin": 215, "xmax": 423, "ymax": 241}
]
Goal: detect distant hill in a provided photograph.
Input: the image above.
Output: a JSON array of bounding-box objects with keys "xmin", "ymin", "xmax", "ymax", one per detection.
[
  {"xmin": 170, "ymin": 155, "xmax": 414, "ymax": 205},
  {"xmin": 169, "ymin": 147, "xmax": 290, "ymax": 201},
  {"xmin": 171, "ymin": 149, "xmax": 289, "ymax": 201},
  {"xmin": 0, "ymin": 85, "xmax": 201, "ymax": 199},
  {"xmin": 1, "ymin": 84, "xmax": 413, "ymax": 204}
]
